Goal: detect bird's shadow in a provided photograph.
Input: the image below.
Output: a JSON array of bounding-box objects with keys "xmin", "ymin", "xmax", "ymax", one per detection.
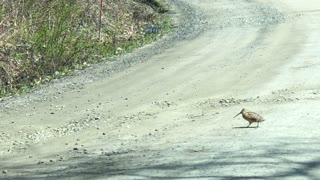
[{"xmin": 232, "ymin": 126, "xmax": 258, "ymax": 129}]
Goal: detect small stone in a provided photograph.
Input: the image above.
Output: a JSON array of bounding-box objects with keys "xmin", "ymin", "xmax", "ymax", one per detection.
[
  {"xmin": 2, "ymin": 170, "xmax": 7, "ymax": 174},
  {"xmin": 102, "ymin": 132, "xmax": 106, "ymax": 135},
  {"xmin": 73, "ymin": 147, "xmax": 79, "ymax": 151}
]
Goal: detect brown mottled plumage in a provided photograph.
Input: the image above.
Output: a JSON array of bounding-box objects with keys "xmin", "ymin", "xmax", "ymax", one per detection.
[{"xmin": 233, "ymin": 108, "xmax": 265, "ymax": 127}]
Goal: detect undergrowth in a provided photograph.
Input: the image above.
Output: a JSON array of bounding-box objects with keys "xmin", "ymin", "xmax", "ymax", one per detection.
[{"xmin": 0, "ymin": 0, "xmax": 171, "ymax": 96}]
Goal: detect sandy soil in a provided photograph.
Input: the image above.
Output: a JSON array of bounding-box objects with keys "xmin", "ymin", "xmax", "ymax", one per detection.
[{"xmin": 1, "ymin": 0, "xmax": 320, "ymax": 179}]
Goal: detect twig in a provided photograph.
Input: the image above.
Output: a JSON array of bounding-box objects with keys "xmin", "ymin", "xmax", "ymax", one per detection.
[{"xmin": 99, "ymin": 0, "xmax": 103, "ymax": 40}]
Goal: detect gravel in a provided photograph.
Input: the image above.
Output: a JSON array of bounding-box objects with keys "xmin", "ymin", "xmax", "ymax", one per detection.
[
  {"xmin": 0, "ymin": 0, "xmax": 208, "ymax": 154},
  {"xmin": 3, "ymin": 0, "xmax": 313, "ymax": 179},
  {"xmin": 0, "ymin": 0, "xmax": 207, "ymax": 111}
]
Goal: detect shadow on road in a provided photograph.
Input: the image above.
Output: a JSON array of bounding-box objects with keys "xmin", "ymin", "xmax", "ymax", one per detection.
[
  {"xmin": 2, "ymin": 137, "xmax": 320, "ymax": 179},
  {"xmin": 232, "ymin": 126, "xmax": 258, "ymax": 129}
]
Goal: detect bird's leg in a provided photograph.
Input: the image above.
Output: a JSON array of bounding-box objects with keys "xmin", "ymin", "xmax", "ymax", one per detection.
[
  {"xmin": 257, "ymin": 122, "xmax": 259, "ymax": 127},
  {"xmin": 247, "ymin": 122, "xmax": 252, "ymax": 128}
]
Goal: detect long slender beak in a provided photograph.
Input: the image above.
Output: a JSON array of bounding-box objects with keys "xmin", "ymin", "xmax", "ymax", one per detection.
[{"xmin": 233, "ymin": 112, "xmax": 241, "ymax": 118}]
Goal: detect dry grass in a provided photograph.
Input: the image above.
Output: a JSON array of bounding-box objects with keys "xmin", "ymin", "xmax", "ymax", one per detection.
[{"xmin": 0, "ymin": 0, "xmax": 170, "ymax": 96}]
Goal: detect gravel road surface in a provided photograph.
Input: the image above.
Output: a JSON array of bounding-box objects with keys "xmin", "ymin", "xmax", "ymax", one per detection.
[{"xmin": 1, "ymin": 0, "xmax": 320, "ymax": 179}]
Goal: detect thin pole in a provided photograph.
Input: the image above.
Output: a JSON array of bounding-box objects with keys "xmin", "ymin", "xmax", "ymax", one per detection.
[{"xmin": 99, "ymin": 0, "xmax": 103, "ymax": 40}]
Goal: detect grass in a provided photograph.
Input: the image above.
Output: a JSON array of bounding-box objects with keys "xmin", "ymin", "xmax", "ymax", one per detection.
[{"xmin": 0, "ymin": 0, "xmax": 172, "ymax": 97}]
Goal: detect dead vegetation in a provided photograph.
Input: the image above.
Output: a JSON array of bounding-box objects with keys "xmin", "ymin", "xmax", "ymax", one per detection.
[{"xmin": 0, "ymin": 0, "xmax": 170, "ymax": 96}]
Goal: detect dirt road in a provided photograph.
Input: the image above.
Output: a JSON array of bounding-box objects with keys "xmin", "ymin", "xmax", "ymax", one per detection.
[{"xmin": 1, "ymin": 0, "xmax": 320, "ymax": 179}]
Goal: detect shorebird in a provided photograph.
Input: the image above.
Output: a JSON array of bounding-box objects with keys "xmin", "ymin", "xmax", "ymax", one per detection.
[{"xmin": 233, "ymin": 108, "xmax": 265, "ymax": 127}]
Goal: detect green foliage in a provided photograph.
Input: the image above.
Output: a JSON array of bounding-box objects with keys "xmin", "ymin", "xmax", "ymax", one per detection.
[
  {"xmin": 0, "ymin": 0, "xmax": 172, "ymax": 97},
  {"xmin": 27, "ymin": 1, "xmax": 86, "ymax": 74}
]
